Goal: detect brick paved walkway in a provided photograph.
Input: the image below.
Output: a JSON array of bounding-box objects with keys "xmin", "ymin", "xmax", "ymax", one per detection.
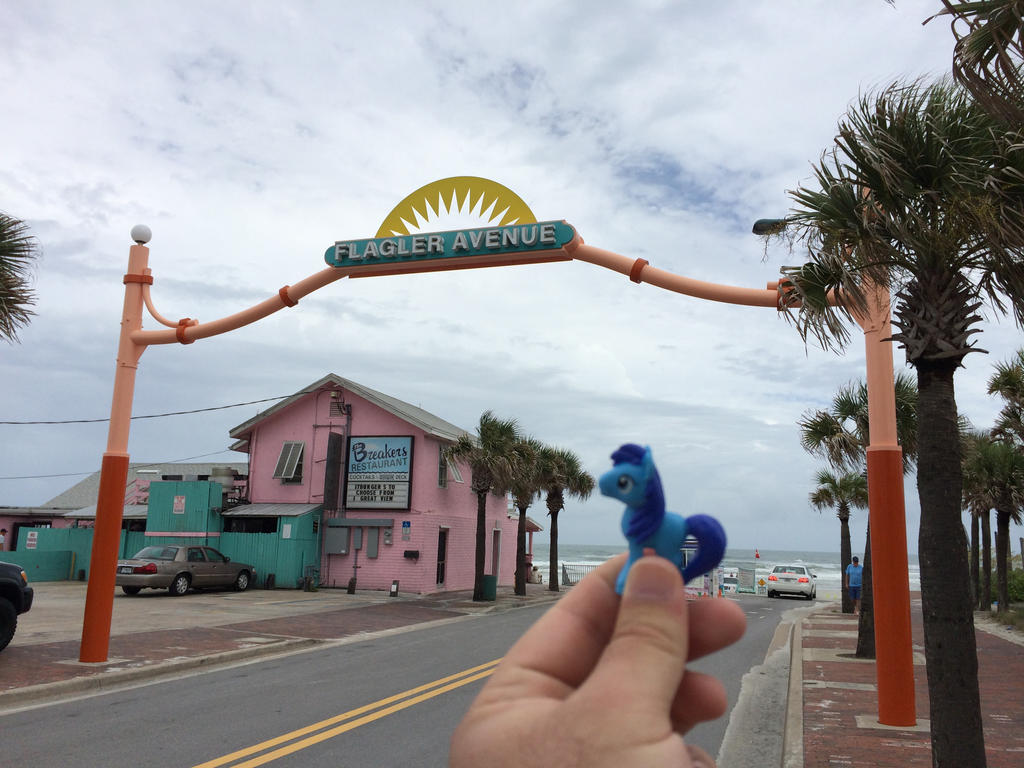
[{"xmin": 799, "ymin": 598, "xmax": 1024, "ymax": 767}]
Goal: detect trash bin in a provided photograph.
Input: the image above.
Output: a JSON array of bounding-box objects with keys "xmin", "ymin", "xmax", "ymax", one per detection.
[{"xmin": 481, "ymin": 574, "xmax": 498, "ymax": 601}]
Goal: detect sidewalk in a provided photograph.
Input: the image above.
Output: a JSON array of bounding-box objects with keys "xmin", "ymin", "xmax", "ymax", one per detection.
[
  {"xmin": 0, "ymin": 581, "xmax": 562, "ymax": 710},
  {"xmin": 786, "ymin": 595, "xmax": 1024, "ymax": 767}
]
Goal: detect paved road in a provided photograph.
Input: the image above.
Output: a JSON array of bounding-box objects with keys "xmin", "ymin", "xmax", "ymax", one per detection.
[{"xmin": 2, "ymin": 594, "xmax": 790, "ymax": 767}]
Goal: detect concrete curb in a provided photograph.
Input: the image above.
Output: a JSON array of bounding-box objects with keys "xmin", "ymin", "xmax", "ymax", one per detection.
[
  {"xmin": 781, "ymin": 614, "xmax": 803, "ymax": 768},
  {"xmin": 0, "ymin": 637, "xmax": 320, "ymax": 712}
]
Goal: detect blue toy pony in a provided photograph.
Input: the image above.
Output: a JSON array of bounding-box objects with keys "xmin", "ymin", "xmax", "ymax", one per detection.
[{"xmin": 599, "ymin": 443, "xmax": 727, "ymax": 594}]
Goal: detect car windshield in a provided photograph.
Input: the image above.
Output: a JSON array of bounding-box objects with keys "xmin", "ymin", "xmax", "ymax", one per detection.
[
  {"xmin": 132, "ymin": 546, "xmax": 178, "ymax": 560},
  {"xmin": 773, "ymin": 565, "xmax": 806, "ymax": 575},
  {"xmin": 724, "ymin": 577, "xmax": 738, "ymax": 584}
]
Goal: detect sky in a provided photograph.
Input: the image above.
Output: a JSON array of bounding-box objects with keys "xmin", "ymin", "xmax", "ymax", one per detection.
[{"xmin": 2, "ymin": 1, "xmax": 1022, "ymax": 554}]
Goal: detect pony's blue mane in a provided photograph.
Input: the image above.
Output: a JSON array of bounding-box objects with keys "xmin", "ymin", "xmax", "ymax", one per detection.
[{"xmin": 611, "ymin": 443, "xmax": 665, "ymax": 543}]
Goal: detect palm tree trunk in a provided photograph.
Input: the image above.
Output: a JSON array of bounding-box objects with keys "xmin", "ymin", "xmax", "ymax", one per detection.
[
  {"xmin": 839, "ymin": 510, "xmax": 853, "ymax": 614},
  {"xmin": 548, "ymin": 507, "xmax": 560, "ymax": 592},
  {"xmin": 970, "ymin": 512, "xmax": 980, "ymax": 608},
  {"xmin": 996, "ymin": 509, "xmax": 1010, "ymax": 612},
  {"xmin": 515, "ymin": 505, "xmax": 528, "ymax": 596},
  {"xmin": 856, "ymin": 521, "xmax": 875, "ymax": 658},
  {"xmin": 916, "ymin": 362, "xmax": 986, "ymax": 767},
  {"xmin": 981, "ymin": 510, "xmax": 992, "ymax": 611},
  {"xmin": 473, "ymin": 491, "xmax": 487, "ymax": 601}
]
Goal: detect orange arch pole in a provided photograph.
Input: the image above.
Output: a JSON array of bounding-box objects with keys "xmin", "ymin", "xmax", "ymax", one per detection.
[
  {"xmin": 854, "ymin": 282, "xmax": 916, "ymax": 726},
  {"xmin": 571, "ymin": 244, "xmax": 780, "ymax": 307}
]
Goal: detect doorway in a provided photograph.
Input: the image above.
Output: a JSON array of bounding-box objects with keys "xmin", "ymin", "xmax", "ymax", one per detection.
[
  {"xmin": 436, "ymin": 528, "xmax": 448, "ymax": 585},
  {"xmin": 491, "ymin": 529, "xmax": 501, "ymax": 576}
]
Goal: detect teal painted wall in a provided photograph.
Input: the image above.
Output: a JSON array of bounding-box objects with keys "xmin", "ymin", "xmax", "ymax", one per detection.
[
  {"xmin": 147, "ymin": 481, "xmax": 223, "ymax": 533},
  {"xmin": 220, "ymin": 528, "xmax": 320, "ymax": 588},
  {"xmin": 2, "ymin": 550, "xmax": 74, "ymax": 582},
  {"xmin": 13, "ymin": 527, "xmax": 95, "ymax": 579}
]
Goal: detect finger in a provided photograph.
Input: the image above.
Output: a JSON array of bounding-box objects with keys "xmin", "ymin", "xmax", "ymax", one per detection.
[
  {"xmin": 685, "ymin": 598, "xmax": 746, "ymax": 661},
  {"xmin": 670, "ymin": 670, "xmax": 729, "ymax": 733},
  {"xmin": 581, "ymin": 556, "xmax": 690, "ymax": 713},
  {"xmin": 685, "ymin": 743, "xmax": 717, "ymax": 768},
  {"xmin": 483, "ymin": 554, "xmax": 627, "ymax": 699}
]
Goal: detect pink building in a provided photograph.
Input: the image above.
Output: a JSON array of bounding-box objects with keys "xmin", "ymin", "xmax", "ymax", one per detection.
[{"xmin": 228, "ymin": 373, "xmax": 525, "ymax": 593}]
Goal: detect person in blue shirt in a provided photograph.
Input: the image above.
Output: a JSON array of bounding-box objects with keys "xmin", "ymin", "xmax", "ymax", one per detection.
[{"xmin": 844, "ymin": 556, "xmax": 864, "ymax": 614}]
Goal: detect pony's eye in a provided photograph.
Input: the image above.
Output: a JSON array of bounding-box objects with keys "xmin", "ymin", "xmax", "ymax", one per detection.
[{"xmin": 617, "ymin": 475, "xmax": 634, "ymax": 492}]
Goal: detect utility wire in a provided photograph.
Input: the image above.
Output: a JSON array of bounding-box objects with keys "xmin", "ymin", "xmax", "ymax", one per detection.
[
  {"xmin": 0, "ymin": 449, "xmax": 243, "ymax": 481},
  {"xmin": 0, "ymin": 394, "xmax": 295, "ymax": 425}
]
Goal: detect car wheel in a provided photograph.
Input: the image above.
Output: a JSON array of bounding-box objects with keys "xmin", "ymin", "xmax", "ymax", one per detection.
[
  {"xmin": 169, "ymin": 573, "xmax": 191, "ymax": 596},
  {"xmin": 121, "ymin": 586, "xmax": 142, "ymax": 596},
  {"xmin": 0, "ymin": 597, "xmax": 16, "ymax": 652},
  {"xmin": 233, "ymin": 571, "xmax": 250, "ymax": 592},
  {"xmin": 767, "ymin": 590, "xmax": 774, "ymax": 598}
]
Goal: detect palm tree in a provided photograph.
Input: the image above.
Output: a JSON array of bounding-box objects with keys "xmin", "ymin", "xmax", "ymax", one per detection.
[
  {"xmin": 926, "ymin": 0, "xmax": 1024, "ymax": 125},
  {"xmin": 507, "ymin": 437, "xmax": 542, "ymax": 596},
  {"xmin": 962, "ymin": 429, "xmax": 1024, "ymax": 611},
  {"xmin": 536, "ymin": 446, "xmax": 595, "ymax": 592},
  {"xmin": 799, "ymin": 374, "xmax": 917, "ymax": 652},
  {"xmin": 809, "ymin": 470, "xmax": 869, "ymax": 613},
  {"xmin": 771, "ymin": 79, "xmax": 1024, "ymax": 767},
  {"xmin": 445, "ymin": 411, "xmax": 522, "ymax": 601},
  {"xmin": 989, "ymin": 348, "xmax": 1024, "ymax": 445},
  {"xmin": 962, "ymin": 430, "xmax": 997, "ymax": 609},
  {"xmin": 799, "ymin": 374, "xmax": 918, "ymax": 473},
  {"xmin": 0, "ymin": 212, "xmax": 39, "ymax": 343}
]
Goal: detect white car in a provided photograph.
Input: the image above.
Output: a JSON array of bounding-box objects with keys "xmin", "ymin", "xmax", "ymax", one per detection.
[
  {"xmin": 722, "ymin": 575, "xmax": 739, "ymax": 594},
  {"xmin": 766, "ymin": 564, "xmax": 816, "ymax": 600}
]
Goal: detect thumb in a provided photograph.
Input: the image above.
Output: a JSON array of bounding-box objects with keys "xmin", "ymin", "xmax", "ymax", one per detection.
[{"xmin": 583, "ymin": 556, "xmax": 690, "ymax": 714}]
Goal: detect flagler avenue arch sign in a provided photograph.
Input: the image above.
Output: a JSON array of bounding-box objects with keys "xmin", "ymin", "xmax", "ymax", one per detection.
[
  {"xmin": 80, "ymin": 175, "xmax": 917, "ymax": 727},
  {"xmin": 326, "ymin": 220, "xmax": 578, "ymax": 271}
]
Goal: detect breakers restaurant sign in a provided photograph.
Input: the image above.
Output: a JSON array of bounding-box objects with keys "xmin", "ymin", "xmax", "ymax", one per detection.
[
  {"xmin": 345, "ymin": 436, "xmax": 413, "ymax": 510},
  {"xmin": 325, "ymin": 220, "xmax": 576, "ymax": 270}
]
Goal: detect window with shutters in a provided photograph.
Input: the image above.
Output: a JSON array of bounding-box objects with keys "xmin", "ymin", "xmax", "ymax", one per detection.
[{"xmin": 272, "ymin": 441, "xmax": 305, "ymax": 483}]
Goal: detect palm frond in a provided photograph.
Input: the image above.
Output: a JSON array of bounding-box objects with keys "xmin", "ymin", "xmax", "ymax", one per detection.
[{"xmin": 0, "ymin": 212, "xmax": 39, "ymax": 343}]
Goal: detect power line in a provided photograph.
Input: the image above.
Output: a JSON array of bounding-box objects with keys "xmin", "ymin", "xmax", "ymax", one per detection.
[
  {"xmin": 0, "ymin": 449, "xmax": 243, "ymax": 481},
  {"xmin": 0, "ymin": 394, "xmax": 295, "ymax": 425}
]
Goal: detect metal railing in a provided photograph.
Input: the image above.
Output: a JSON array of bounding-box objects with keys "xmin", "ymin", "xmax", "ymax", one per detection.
[{"xmin": 561, "ymin": 562, "xmax": 600, "ymax": 586}]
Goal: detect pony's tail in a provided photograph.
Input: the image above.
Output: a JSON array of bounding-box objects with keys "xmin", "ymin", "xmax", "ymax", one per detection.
[{"xmin": 681, "ymin": 515, "xmax": 727, "ymax": 584}]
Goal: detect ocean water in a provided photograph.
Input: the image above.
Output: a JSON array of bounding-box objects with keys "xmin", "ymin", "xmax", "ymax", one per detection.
[{"xmin": 529, "ymin": 543, "xmax": 921, "ymax": 594}]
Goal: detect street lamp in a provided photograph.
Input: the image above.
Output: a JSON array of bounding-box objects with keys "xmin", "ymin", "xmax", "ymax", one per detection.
[{"xmin": 751, "ymin": 218, "xmax": 788, "ymax": 236}]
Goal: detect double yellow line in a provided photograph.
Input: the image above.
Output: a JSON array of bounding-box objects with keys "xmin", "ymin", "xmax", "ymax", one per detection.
[{"xmin": 192, "ymin": 658, "xmax": 501, "ymax": 768}]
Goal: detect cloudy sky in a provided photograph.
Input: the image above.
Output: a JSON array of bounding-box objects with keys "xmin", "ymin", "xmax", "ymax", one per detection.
[{"xmin": 3, "ymin": 1, "xmax": 1021, "ymax": 554}]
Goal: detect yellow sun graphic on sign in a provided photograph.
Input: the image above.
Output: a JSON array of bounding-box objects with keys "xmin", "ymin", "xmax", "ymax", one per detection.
[{"xmin": 376, "ymin": 176, "xmax": 537, "ymax": 238}]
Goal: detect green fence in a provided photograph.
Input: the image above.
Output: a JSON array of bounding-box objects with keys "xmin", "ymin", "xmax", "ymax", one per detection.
[
  {"xmin": 218, "ymin": 533, "xmax": 319, "ymax": 589},
  {"xmin": 2, "ymin": 550, "xmax": 75, "ymax": 582},
  {"xmin": 6, "ymin": 528, "xmax": 320, "ymax": 588}
]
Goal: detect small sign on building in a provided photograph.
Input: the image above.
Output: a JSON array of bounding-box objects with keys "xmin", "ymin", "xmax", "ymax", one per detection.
[
  {"xmin": 173, "ymin": 495, "xmax": 186, "ymax": 514},
  {"xmin": 26, "ymin": 530, "xmax": 38, "ymax": 550}
]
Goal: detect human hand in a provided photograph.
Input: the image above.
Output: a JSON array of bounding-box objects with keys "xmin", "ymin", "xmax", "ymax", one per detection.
[{"xmin": 450, "ymin": 553, "xmax": 746, "ymax": 767}]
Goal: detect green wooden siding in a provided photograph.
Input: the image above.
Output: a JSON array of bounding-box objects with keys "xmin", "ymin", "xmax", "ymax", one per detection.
[
  {"xmin": 11, "ymin": 517, "xmax": 321, "ymax": 588},
  {"xmin": 146, "ymin": 481, "xmax": 223, "ymax": 533},
  {"xmin": 2, "ymin": 550, "xmax": 74, "ymax": 582}
]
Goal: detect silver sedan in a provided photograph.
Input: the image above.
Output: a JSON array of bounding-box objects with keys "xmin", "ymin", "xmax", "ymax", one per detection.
[{"xmin": 115, "ymin": 545, "xmax": 255, "ymax": 596}]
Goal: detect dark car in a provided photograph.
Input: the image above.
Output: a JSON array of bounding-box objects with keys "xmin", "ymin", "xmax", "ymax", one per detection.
[
  {"xmin": 0, "ymin": 560, "xmax": 34, "ymax": 652},
  {"xmin": 115, "ymin": 545, "xmax": 255, "ymax": 596}
]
